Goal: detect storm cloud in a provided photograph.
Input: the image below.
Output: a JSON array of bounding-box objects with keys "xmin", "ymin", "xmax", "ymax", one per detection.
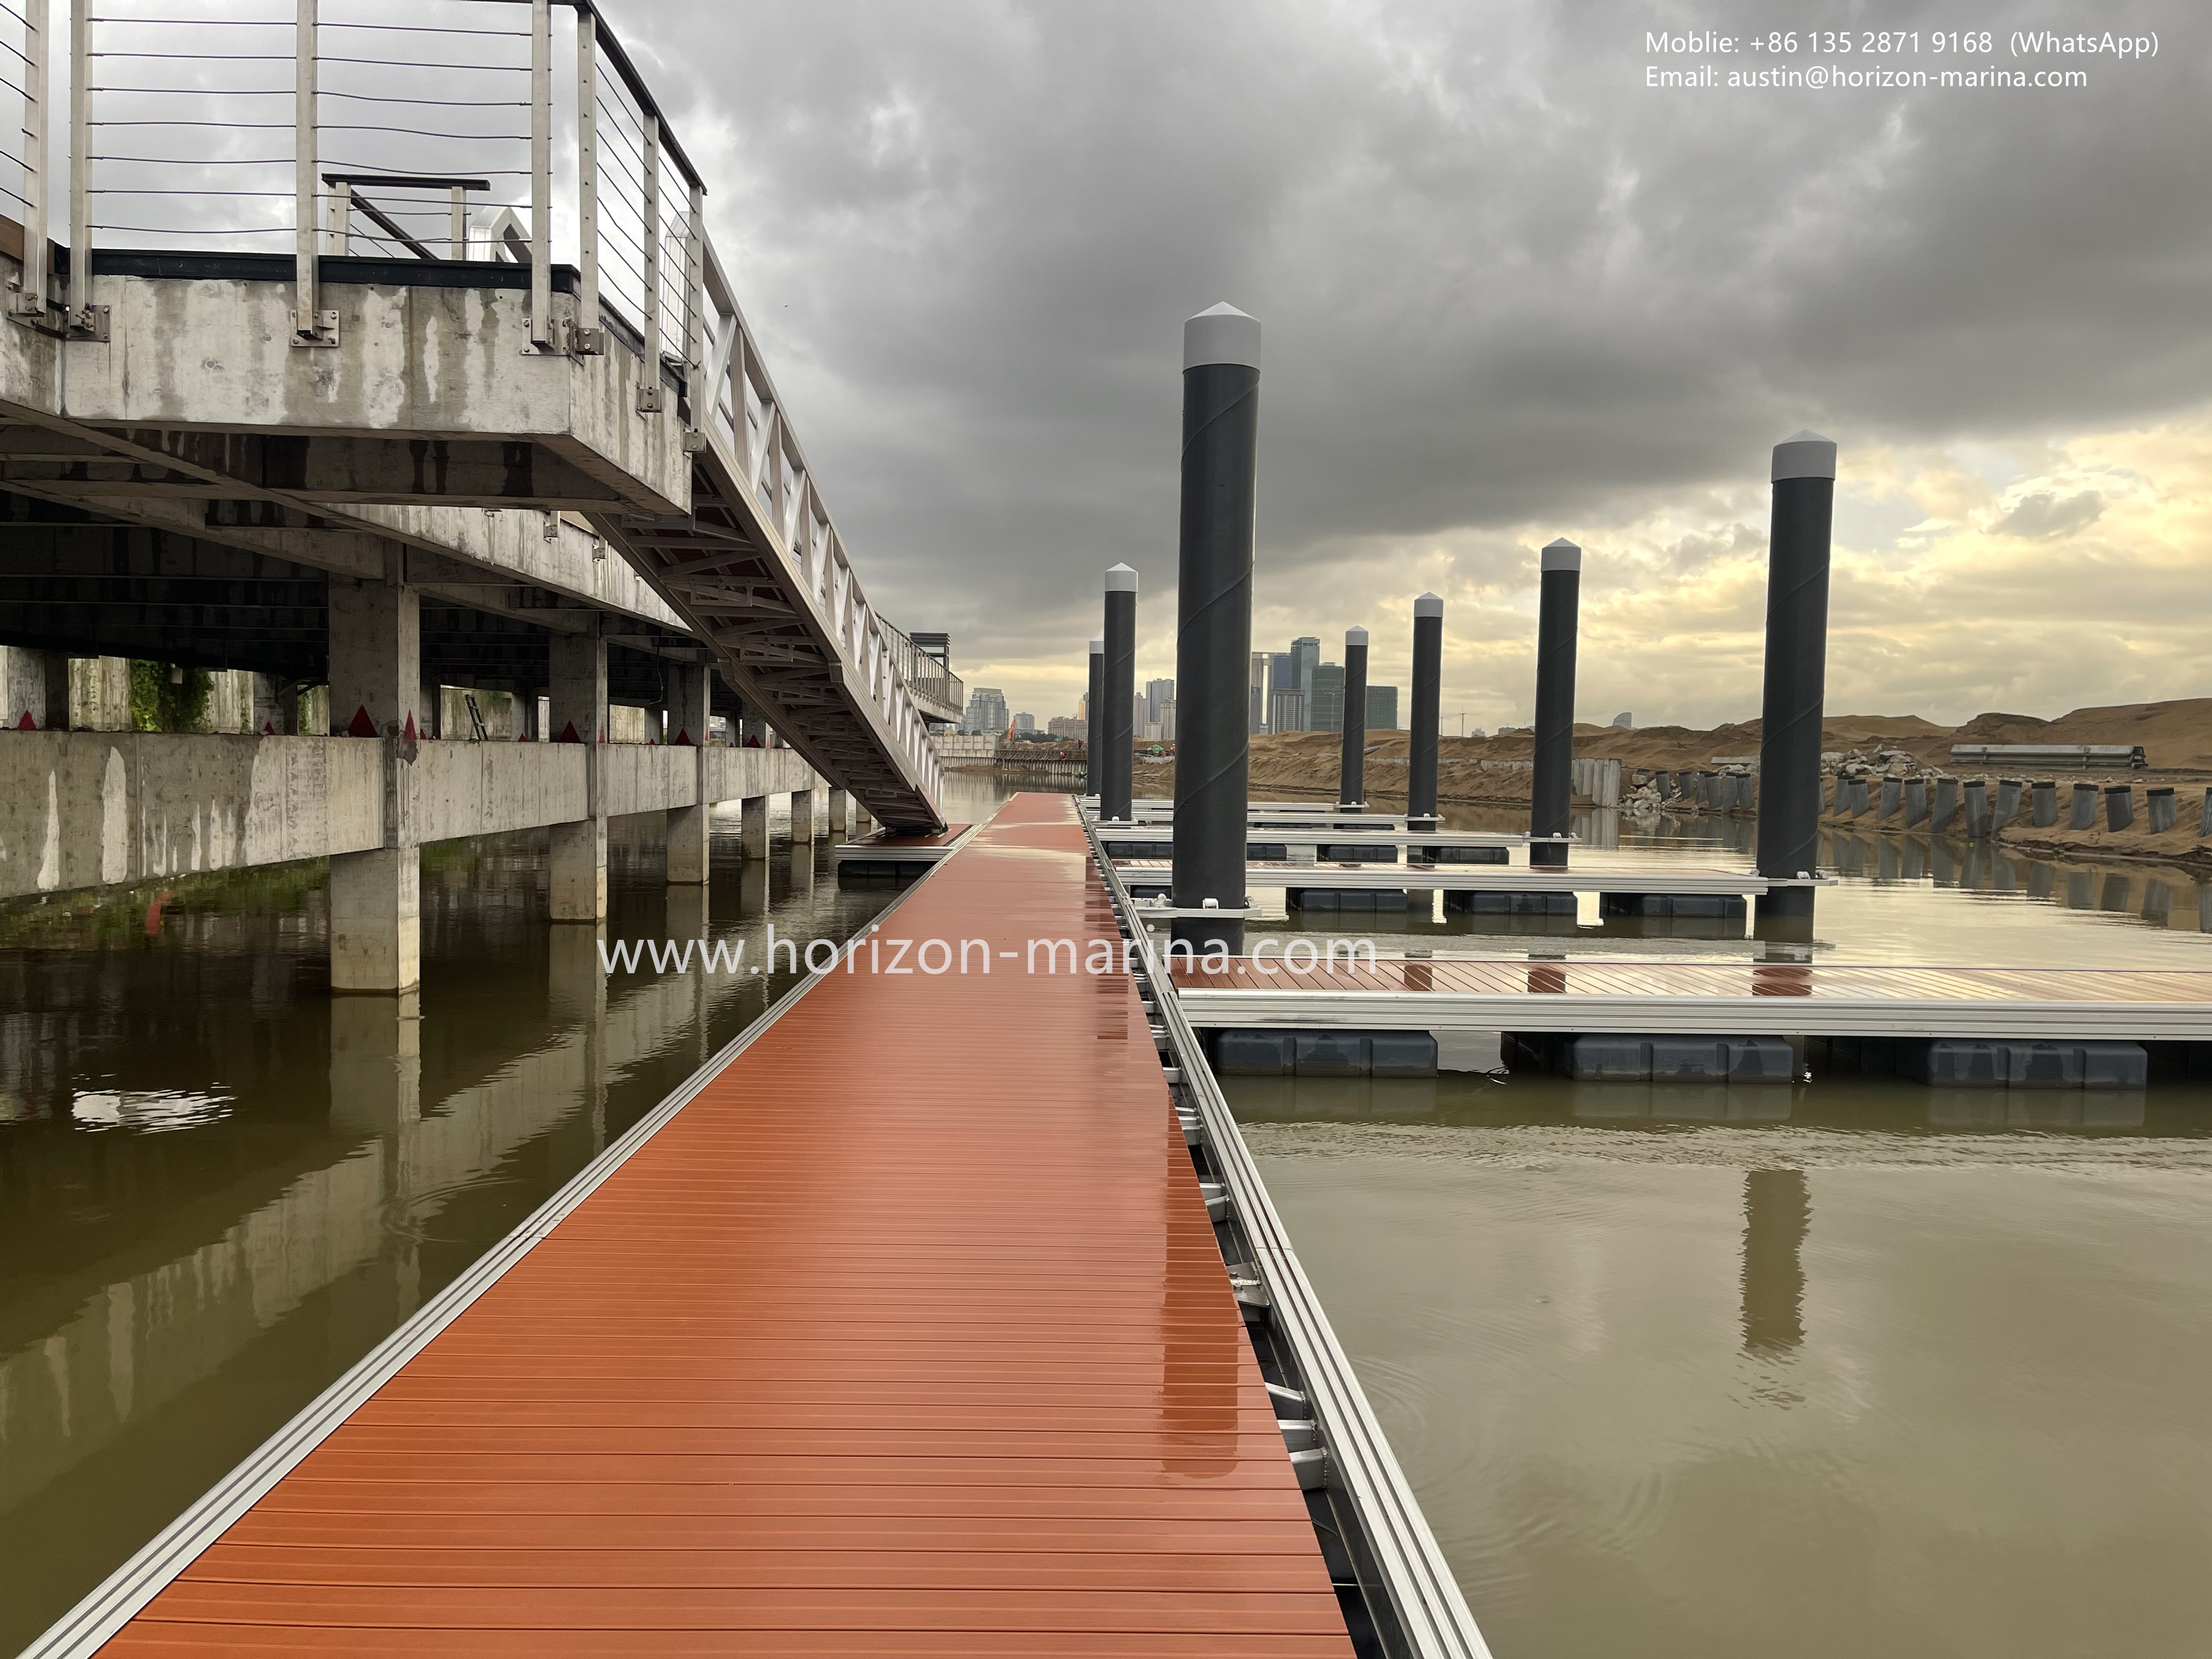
[{"xmin": 611, "ymin": 0, "xmax": 2212, "ymax": 726}]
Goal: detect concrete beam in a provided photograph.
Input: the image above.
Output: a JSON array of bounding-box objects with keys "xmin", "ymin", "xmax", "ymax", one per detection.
[
  {"xmin": 0, "ymin": 731, "xmax": 384, "ymax": 899},
  {"xmin": 46, "ymin": 270, "xmax": 687, "ymax": 516}
]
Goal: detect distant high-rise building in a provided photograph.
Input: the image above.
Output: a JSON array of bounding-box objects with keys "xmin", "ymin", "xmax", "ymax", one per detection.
[
  {"xmin": 958, "ymin": 686, "xmax": 1008, "ymax": 735},
  {"xmin": 1077, "ymin": 693, "xmax": 1087, "ymax": 721},
  {"xmin": 1158, "ymin": 699, "xmax": 1177, "ymax": 742},
  {"xmin": 1268, "ymin": 687, "xmax": 1305, "ymax": 735},
  {"xmin": 1133, "ymin": 692, "xmax": 1148, "ymax": 740},
  {"xmin": 1309, "ymin": 663, "xmax": 1344, "ymax": 734},
  {"xmin": 1013, "ymin": 713, "xmax": 1035, "ymax": 735},
  {"xmin": 1290, "ymin": 637, "xmax": 1321, "ymax": 703},
  {"xmin": 1047, "ymin": 715, "xmax": 1086, "ymax": 740},
  {"xmin": 1144, "ymin": 678, "xmax": 1175, "ymax": 728},
  {"xmin": 1367, "ymin": 684, "xmax": 1398, "ymax": 730},
  {"xmin": 1611, "ymin": 711, "xmax": 1633, "ymax": 728},
  {"xmin": 1249, "ymin": 653, "xmax": 1268, "ymax": 733},
  {"xmin": 1268, "ymin": 653, "xmax": 1295, "ymax": 730}
]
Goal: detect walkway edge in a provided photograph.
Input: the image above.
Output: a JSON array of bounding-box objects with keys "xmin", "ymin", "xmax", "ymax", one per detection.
[
  {"xmin": 20, "ymin": 856, "xmax": 958, "ymax": 1659},
  {"xmin": 1090, "ymin": 821, "xmax": 1495, "ymax": 1659}
]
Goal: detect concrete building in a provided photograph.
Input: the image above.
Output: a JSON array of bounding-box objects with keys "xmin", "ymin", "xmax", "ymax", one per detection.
[
  {"xmin": 1268, "ymin": 653, "xmax": 1296, "ymax": 730},
  {"xmin": 1310, "ymin": 663, "xmax": 1345, "ymax": 735},
  {"xmin": 1047, "ymin": 715, "xmax": 1086, "ymax": 740},
  {"xmin": 1290, "ymin": 638, "xmax": 1321, "ymax": 709},
  {"xmin": 959, "ymin": 686, "xmax": 1009, "ymax": 735},
  {"xmin": 1367, "ymin": 684, "xmax": 1399, "ymax": 730},
  {"xmin": 1158, "ymin": 699, "xmax": 1177, "ymax": 743},
  {"xmin": 1144, "ymin": 677, "xmax": 1175, "ymax": 730},
  {"xmin": 1013, "ymin": 713, "xmax": 1035, "ymax": 735},
  {"xmin": 1249, "ymin": 653, "xmax": 1269, "ymax": 733},
  {"xmin": 1268, "ymin": 687, "xmax": 1306, "ymax": 735}
]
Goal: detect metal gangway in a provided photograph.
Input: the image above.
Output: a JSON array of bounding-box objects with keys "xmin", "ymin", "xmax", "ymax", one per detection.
[{"xmin": 0, "ymin": 0, "xmax": 952, "ymax": 829}]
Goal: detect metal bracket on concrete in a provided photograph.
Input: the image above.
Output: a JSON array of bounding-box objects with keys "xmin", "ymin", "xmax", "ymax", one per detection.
[
  {"xmin": 637, "ymin": 383, "xmax": 667, "ymax": 415},
  {"xmin": 567, "ymin": 324, "xmax": 606, "ymax": 357},
  {"xmin": 67, "ymin": 303, "xmax": 109, "ymax": 341},
  {"xmin": 681, "ymin": 428, "xmax": 709, "ymax": 454},
  {"xmin": 292, "ymin": 308, "xmax": 341, "ymax": 348}
]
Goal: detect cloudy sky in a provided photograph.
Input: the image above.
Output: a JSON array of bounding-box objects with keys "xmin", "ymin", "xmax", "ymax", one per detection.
[{"xmin": 610, "ymin": 0, "xmax": 2211, "ymax": 732}]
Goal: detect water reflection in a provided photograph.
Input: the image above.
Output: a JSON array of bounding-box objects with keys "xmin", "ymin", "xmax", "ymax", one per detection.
[
  {"xmin": 1234, "ymin": 1070, "xmax": 2212, "ymax": 1659},
  {"xmin": 1740, "ymin": 1169, "xmax": 1807, "ymax": 1356},
  {"xmin": 0, "ymin": 812, "xmax": 896, "ymax": 1651}
]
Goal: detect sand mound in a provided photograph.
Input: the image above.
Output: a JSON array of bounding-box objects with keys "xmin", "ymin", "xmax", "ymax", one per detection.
[{"xmin": 1130, "ymin": 698, "xmax": 2212, "ymax": 802}]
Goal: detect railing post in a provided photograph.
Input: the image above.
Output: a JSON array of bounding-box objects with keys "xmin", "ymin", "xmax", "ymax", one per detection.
[
  {"xmin": 685, "ymin": 178, "xmax": 704, "ymax": 374},
  {"xmin": 574, "ymin": 7, "xmax": 597, "ymax": 334},
  {"xmin": 640, "ymin": 112, "xmax": 661, "ymax": 363},
  {"xmin": 67, "ymin": 0, "xmax": 89, "ymax": 326},
  {"xmin": 8, "ymin": 0, "xmax": 43, "ymax": 320},
  {"xmin": 291, "ymin": 0, "xmax": 332, "ymax": 344},
  {"xmin": 528, "ymin": 0, "xmax": 552, "ymax": 348}
]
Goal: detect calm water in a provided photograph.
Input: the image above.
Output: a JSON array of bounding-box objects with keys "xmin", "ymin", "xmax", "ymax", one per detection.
[{"xmin": 4, "ymin": 777, "xmax": 2211, "ymax": 1654}]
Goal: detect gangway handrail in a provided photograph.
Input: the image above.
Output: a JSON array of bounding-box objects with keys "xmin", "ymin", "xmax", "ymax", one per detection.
[
  {"xmin": 1085, "ymin": 817, "xmax": 1494, "ymax": 1659},
  {"xmin": 0, "ymin": 0, "xmax": 953, "ymax": 815}
]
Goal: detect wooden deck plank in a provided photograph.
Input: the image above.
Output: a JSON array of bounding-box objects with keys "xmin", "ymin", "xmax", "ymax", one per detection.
[{"xmin": 97, "ymin": 795, "xmax": 1352, "ymax": 1655}]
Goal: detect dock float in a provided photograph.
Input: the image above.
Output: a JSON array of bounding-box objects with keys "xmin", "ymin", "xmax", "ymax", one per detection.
[{"xmin": 36, "ymin": 795, "xmax": 1485, "ymax": 1658}]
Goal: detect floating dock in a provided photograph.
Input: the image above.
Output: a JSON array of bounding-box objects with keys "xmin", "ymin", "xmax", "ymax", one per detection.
[
  {"xmin": 37, "ymin": 795, "xmax": 1484, "ymax": 1658},
  {"xmin": 1169, "ymin": 956, "xmax": 2212, "ymax": 1041}
]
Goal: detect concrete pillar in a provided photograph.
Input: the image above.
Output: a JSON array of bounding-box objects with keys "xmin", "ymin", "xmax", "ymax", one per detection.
[
  {"xmin": 1963, "ymin": 778, "xmax": 1988, "ymax": 838},
  {"xmin": 2033, "ymin": 780, "xmax": 2058, "ymax": 827},
  {"xmin": 2147, "ymin": 786, "xmax": 2176, "ymax": 833},
  {"xmin": 420, "ymin": 680, "xmax": 444, "ymax": 739},
  {"xmin": 1994, "ymin": 778, "xmax": 2023, "ymax": 831},
  {"xmin": 1877, "ymin": 776, "xmax": 1900, "ymax": 821},
  {"xmin": 329, "ymin": 992, "xmax": 422, "ymax": 1136},
  {"xmin": 827, "ymin": 787, "xmax": 849, "ymax": 837},
  {"xmin": 2199, "ymin": 787, "xmax": 2212, "ymax": 838},
  {"xmin": 741, "ymin": 794, "xmax": 770, "ymax": 860},
  {"xmin": 2105, "ymin": 785, "xmax": 2134, "ymax": 831},
  {"xmin": 328, "ymin": 577, "xmax": 422, "ymax": 739},
  {"xmin": 2, "ymin": 647, "xmax": 64, "ymax": 730},
  {"xmin": 664, "ymin": 663, "xmax": 712, "ymax": 885},
  {"xmin": 1753, "ymin": 430, "xmax": 1837, "ymax": 921},
  {"xmin": 790, "ymin": 787, "xmax": 816, "ymax": 844},
  {"xmin": 548, "ymin": 627, "xmax": 608, "ymax": 920},
  {"xmin": 1933, "ymin": 776, "xmax": 1960, "ymax": 832},
  {"xmin": 330, "ymin": 846, "xmax": 421, "ymax": 992},
  {"xmin": 2067, "ymin": 782, "xmax": 2097, "ymax": 830},
  {"xmin": 1905, "ymin": 776, "xmax": 1929, "ymax": 827},
  {"xmin": 1169, "ymin": 303, "xmax": 1260, "ymax": 955},
  {"xmin": 1529, "ymin": 538, "xmax": 1581, "ymax": 868},
  {"xmin": 1101, "ymin": 564, "xmax": 1137, "ymax": 823},
  {"xmin": 1086, "ymin": 637, "xmax": 1104, "ymax": 800},
  {"xmin": 1336, "ymin": 625, "xmax": 1369, "ymax": 809},
  {"xmin": 851, "ymin": 800, "xmax": 873, "ymax": 838}
]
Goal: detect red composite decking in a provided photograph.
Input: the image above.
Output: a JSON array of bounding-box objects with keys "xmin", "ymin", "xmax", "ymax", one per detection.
[
  {"xmin": 101, "ymin": 794, "xmax": 1352, "ymax": 1656},
  {"xmin": 1170, "ymin": 956, "xmax": 2212, "ymax": 1004}
]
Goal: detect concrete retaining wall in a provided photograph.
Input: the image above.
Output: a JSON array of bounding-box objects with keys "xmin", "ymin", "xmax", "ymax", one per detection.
[
  {"xmin": 2, "ymin": 733, "xmax": 824, "ymax": 900},
  {"xmin": 0, "ymin": 732, "xmax": 383, "ymax": 898}
]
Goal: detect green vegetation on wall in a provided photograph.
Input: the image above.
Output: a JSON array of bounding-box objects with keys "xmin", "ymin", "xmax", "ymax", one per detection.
[{"xmin": 129, "ymin": 661, "xmax": 212, "ymax": 732}]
